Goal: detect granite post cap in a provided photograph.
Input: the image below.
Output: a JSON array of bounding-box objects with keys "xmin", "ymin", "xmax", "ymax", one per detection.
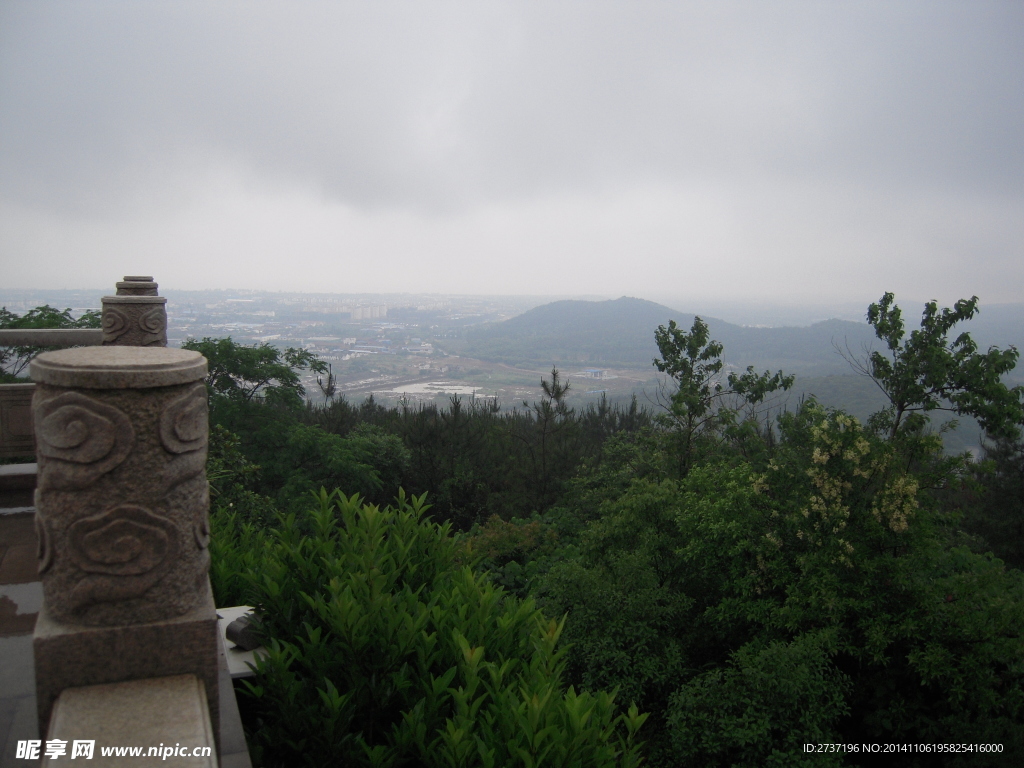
[
  {"xmin": 115, "ymin": 276, "xmax": 159, "ymax": 296},
  {"xmin": 30, "ymin": 347, "xmax": 207, "ymax": 389}
]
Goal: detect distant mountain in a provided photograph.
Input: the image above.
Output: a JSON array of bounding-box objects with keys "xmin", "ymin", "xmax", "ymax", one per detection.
[
  {"xmin": 460, "ymin": 297, "xmax": 678, "ymax": 368},
  {"xmin": 711, "ymin": 317, "xmax": 879, "ymax": 376},
  {"xmin": 458, "ymin": 296, "xmax": 879, "ymax": 376}
]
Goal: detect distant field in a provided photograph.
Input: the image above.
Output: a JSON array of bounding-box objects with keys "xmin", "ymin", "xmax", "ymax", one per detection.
[{"xmin": 315, "ymin": 350, "xmax": 985, "ymax": 455}]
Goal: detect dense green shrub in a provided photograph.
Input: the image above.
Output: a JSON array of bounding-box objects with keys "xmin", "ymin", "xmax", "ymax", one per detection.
[
  {"xmin": 961, "ymin": 434, "xmax": 1024, "ymax": 570},
  {"xmin": 212, "ymin": 489, "xmax": 647, "ymax": 767},
  {"xmin": 540, "ymin": 403, "xmax": 1024, "ymax": 766},
  {"xmin": 668, "ymin": 632, "xmax": 850, "ymax": 767},
  {"xmin": 460, "ymin": 514, "xmax": 562, "ymax": 599}
]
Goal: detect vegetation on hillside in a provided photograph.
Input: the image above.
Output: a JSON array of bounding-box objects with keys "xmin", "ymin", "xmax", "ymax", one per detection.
[
  {"xmin": 5, "ymin": 294, "xmax": 1023, "ymax": 765},
  {"xmin": 197, "ymin": 293, "xmax": 1024, "ymax": 767}
]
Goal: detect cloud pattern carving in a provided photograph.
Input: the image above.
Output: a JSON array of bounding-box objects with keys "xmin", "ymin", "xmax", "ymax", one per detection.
[
  {"xmin": 101, "ymin": 307, "xmax": 130, "ymax": 342},
  {"xmin": 139, "ymin": 307, "xmax": 166, "ymax": 344},
  {"xmin": 160, "ymin": 383, "xmax": 209, "ymax": 488},
  {"xmin": 35, "ymin": 392, "xmax": 134, "ymax": 489},
  {"xmin": 68, "ymin": 504, "xmax": 179, "ymax": 609}
]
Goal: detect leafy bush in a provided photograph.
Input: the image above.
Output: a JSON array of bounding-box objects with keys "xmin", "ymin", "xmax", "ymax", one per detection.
[
  {"xmin": 207, "ymin": 425, "xmax": 279, "ymax": 528},
  {"xmin": 271, "ymin": 424, "xmax": 383, "ymax": 513},
  {"xmin": 668, "ymin": 632, "xmax": 850, "ymax": 767},
  {"xmin": 461, "ymin": 514, "xmax": 561, "ymax": 598},
  {"xmin": 212, "ymin": 489, "xmax": 647, "ymax": 767},
  {"xmin": 540, "ymin": 402, "xmax": 1024, "ymax": 766}
]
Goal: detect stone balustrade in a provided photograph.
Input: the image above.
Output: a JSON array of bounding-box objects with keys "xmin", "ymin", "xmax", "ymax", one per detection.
[
  {"xmin": 29, "ymin": 346, "xmax": 220, "ymax": 742},
  {"xmin": 0, "ymin": 384, "xmax": 38, "ymax": 461},
  {"xmin": 0, "ymin": 329, "xmax": 104, "ymax": 348},
  {"xmin": 0, "ymin": 274, "xmax": 167, "ymax": 461},
  {"xmin": 1, "ymin": 276, "xmax": 250, "ymax": 767}
]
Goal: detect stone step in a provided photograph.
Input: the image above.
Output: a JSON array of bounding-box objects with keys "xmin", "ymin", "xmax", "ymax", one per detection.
[
  {"xmin": 0, "ymin": 466, "xmax": 36, "ymax": 509},
  {"xmin": 45, "ymin": 674, "xmax": 216, "ymax": 767}
]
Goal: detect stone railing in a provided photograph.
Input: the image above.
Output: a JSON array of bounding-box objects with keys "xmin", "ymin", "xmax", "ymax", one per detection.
[
  {"xmin": 30, "ymin": 345, "xmax": 222, "ymax": 757},
  {"xmin": 0, "ymin": 329, "xmax": 104, "ymax": 347},
  {"xmin": 0, "ymin": 275, "xmax": 165, "ymax": 461},
  {"xmin": 1, "ymin": 276, "xmax": 249, "ymax": 768}
]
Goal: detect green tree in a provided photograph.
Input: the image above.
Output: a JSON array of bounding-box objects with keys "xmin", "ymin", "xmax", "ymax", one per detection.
[
  {"xmin": 859, "ymin": 293, "xmax": 1024, "ymax": 439},
  {"xmin": 206, "ymin": 424, "xmax": 280, "ymax": 530},
  {"xmin": 511, "ymin": 368, "xmax": 579, "ymax": 510},
  {"xmin": 652, "ymin": 316, "xmax": 793, "ymax": 476},
  {"xmin": 0, "ymin": 305, "xmax": 101, "ymax": 380},
  {"xmin": 182, "ymin": 336, "xmax": 326, "ymax": 408},
  {"xmin": 185, "ymin": 338, "xmax": 402, "ymax": 513},
  {"xmin": 270, "ymin": 424, "xmax": 382, "ymax": 513}
]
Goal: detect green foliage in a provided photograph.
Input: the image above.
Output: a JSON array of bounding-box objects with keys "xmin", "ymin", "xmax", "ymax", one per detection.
[
  {"xmin": 510, "ymin": 368, "xmax": 581, "ymax": 510},
  {"xmin": 194, "ymin": 291, "xmax": 1024, "ymax": 765},
  {"xmin": 538, "ymin": 478, "xmax": 693, "ymax": 764},
  {"xmin": 182, "ymin": 337, "xmax": 343, "ymax": 514},
  {"xmin": 187, "ymin": 335, "xmax": 654, "ymax": 529},
  {"xmin": 206, "ymin": 425, "xmax": 281, "ymax": 605},
  {"xmin": 0, "ymin": 304, "xmax": 101, "ymax": 379},
  {"xmin": 270, "ymin": 424, "xmax": 382, "ymax": 513},
  {"xmin": 299, "ymin": 388, "xmax": 652, "ymax": 528},
  {"xmin": 652, "ymin": 316, "xmax": 792, "ymax": 476},
  {"xmin": 212, "ymin": 489, "xmax": 647, "ymax": 767},
  {"xmin": 540, "ymin": 402, "xmax": 1024, "ymax": 766},
  {"xmin": 863, "ymin": 293, "xmax": 1024, "ymax": 439},
  {"xmin": 961, "ymin": 434, "xmax": 1024, "ymax": 569},
  {"xmin": 204, "ymin": 395, "xmax": 406, "ymax": 515},
  {"xmin": 461, "ymin": 514, "xmax": 561, "ymax": 598},
  {"xmin": 343, "ymin": 422, "xmax": 412, "ymax": 505},
  {"xmin": 206, "ymin": 424, "xmax": 279, "ymax": 529},
  {"xmin": 183, "ymin": 336, "xmax": 326, "ymax": 408},
  {"xmin": 668, "ymin": 633, "xmax": 850, "ymax": 767}
]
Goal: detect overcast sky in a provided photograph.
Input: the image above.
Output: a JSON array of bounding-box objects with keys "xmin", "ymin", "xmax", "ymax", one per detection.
[{"xmin": 1, "ymin": 1, "xmax": 1022, "ymax": 309}]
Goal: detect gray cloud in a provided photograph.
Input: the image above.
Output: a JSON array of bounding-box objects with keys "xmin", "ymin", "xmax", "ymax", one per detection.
[{"xmin": 1, "ymin": 1, "xmax": 1022, "ymax": 302}]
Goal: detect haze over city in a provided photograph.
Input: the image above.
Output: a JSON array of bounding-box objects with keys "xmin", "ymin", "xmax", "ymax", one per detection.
[{"xmin": 2, "ymin": 1, "xmax": 1023, "ymax": 312}]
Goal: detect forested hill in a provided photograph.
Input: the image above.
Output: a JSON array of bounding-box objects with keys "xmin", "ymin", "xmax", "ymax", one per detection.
[
  {"xmin": 460, "ymin": 296, "xmax": 681, "ymax": 368},
  {"xmin": 458, "ymin": 296, "xmax": 880, "ymax": 375}
]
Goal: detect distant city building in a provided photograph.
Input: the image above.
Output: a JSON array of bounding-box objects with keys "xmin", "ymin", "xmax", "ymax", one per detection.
[
  {"xmin": 350, "ymin": 305, "xmax": 387, "ymax": 320},
  {"xmin": 276, "ymin": 298, "xmax": 387, "ymax": 320}
]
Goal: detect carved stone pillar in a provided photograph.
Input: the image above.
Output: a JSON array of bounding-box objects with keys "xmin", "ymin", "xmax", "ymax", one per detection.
[
  {"xmin": 101, "ymin": 276, "xmax": 168, "ymax": 347},
  {"xmin": 30, "ymin": 346, "xmax": 219, "ymax": 738}
]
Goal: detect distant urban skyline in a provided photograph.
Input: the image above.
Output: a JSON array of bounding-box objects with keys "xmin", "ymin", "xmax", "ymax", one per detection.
[{"xmin": 6, "ymin": 282, "xmax": 1021, "ymax": 331}]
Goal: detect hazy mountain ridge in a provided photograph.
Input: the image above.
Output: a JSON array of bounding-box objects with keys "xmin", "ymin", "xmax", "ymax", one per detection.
[
  {"xmin": 458, "ymin": 296, "xmax": 1024, "ymax": 379},
  {"xmin": 459, "ymin": 296, "xmax": 877, "ymax": 376}
]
